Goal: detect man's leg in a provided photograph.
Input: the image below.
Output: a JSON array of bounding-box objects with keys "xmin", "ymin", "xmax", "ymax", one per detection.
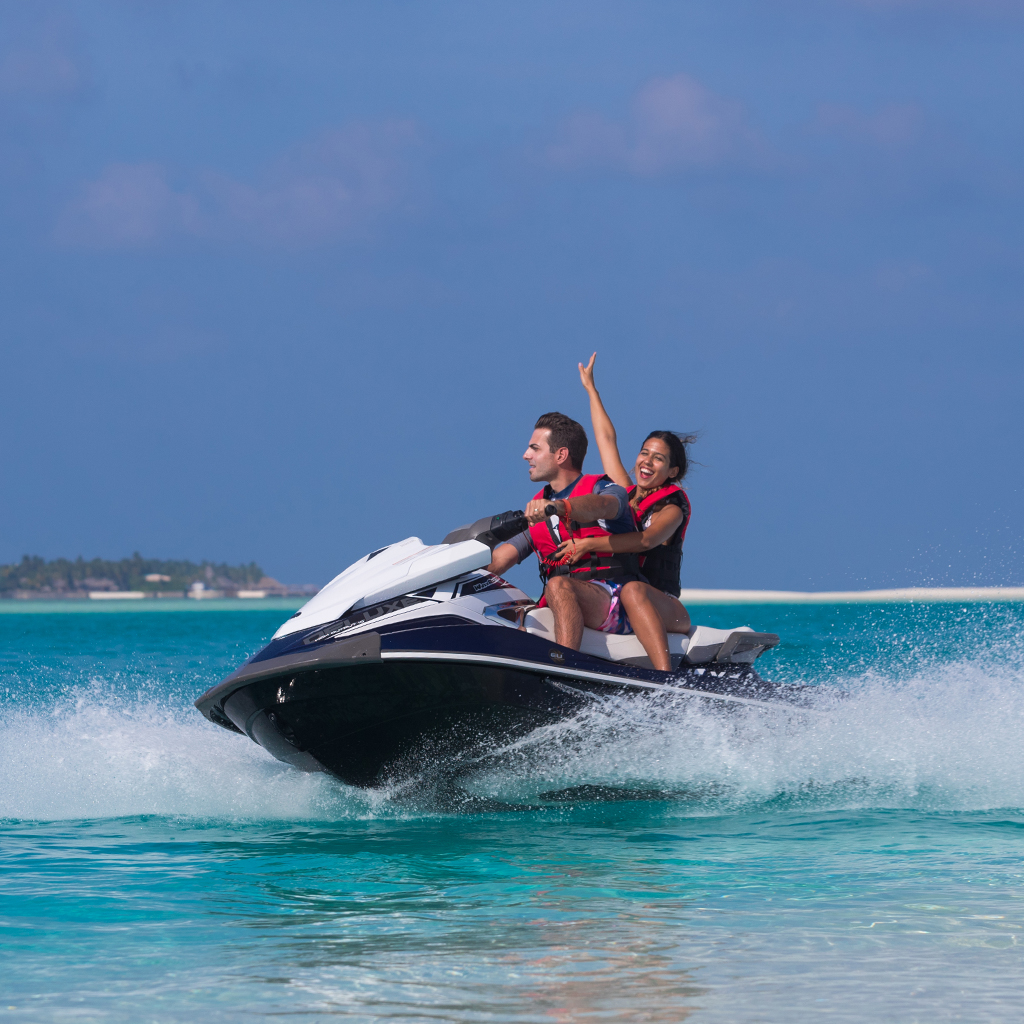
[
  {"xmin": 619, "ymin": 581, "xmax": 672, "ymax": 672},
  {"xmin": 544, "ymin": 575, "xmax": 612, "ymax": 649}
]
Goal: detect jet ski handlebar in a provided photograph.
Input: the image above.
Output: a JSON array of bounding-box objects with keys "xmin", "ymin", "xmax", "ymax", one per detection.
[{"xmin": 442, "ymin": 510, "xmax": 530, "ymax": 549}]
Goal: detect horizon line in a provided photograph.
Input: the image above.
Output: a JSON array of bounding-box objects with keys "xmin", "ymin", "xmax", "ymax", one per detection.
[{"xmin": 678, "ymin": 586, "xmax": 1024, "ymax": 604}]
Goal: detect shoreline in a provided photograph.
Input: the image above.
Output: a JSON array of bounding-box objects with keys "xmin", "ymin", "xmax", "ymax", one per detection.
[
  {"xmin": 3, "ymin": 587, "xmax": 1024, "ymax": 612},
  {"xmin": 678, "ymin": 586, "xmax": 1024, "ymax": 604},
  {"xmin": 0, "ymin": 597, "xmax": 306, "ymax": 614}
]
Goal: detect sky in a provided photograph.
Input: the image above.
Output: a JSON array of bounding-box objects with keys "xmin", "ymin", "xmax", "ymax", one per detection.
[{"xmin": 1, "ymin": 0, "xmax": 1022, "ymax": 592}]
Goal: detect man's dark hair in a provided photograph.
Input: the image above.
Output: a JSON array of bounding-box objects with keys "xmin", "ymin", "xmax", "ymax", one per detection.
[{"xmin": 535, "ymin": 412, "xmax": 588, "ymax": 471}]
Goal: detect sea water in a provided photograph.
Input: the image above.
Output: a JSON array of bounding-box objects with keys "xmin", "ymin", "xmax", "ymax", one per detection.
[{"xmin": 1, "ymin": 600, "xmax": 1023, "ymax": 1022}]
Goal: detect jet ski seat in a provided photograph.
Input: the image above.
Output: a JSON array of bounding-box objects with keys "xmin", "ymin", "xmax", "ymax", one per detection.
[
  {"xmin": 522, "ymin": 607, "xmax": 688, "ymax": 666},
  {"xmin": 522, "ymin": 609, "xmax": 778, "ymax": 669}
]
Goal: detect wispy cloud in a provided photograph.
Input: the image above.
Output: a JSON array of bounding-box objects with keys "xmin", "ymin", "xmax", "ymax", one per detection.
[
  {"xmin": 874, "ymin": 259, "xmax": 932, "ymax": 291},
  {"xmin": 843, "ymin": 0, "xmax": 1024, "ymax": 12},
  {"xmin": 813, "ymin": 102, "xmax": 925, "ymax": 146},
  {"xmin": 546, "ymin": 74, "xmax": 767, "ymax": 175},
  {"xmin": 55, "ymin": 162, "xmax": 201, "ymax": 247},
  {"xmin": 55, "ymin": 121, "xmax": 420, "ymax": 249},
  {"xmin": 0, "ymin": 14, "xmax": 85, "ymax": 97}
]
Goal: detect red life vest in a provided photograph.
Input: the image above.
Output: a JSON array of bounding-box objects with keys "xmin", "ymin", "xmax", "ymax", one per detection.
[
  {"xmin": 629, "ymin": 483, "xmax": 690, "ymax": 595},
  {"xmin": 529, "ymin": 474, "xmax": 642, "ymax": 587}
]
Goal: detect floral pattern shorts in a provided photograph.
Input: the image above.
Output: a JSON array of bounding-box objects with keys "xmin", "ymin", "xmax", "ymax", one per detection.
[{"xmin": 589, "ymin": 580, "xmax": 634, "ymax": 635}]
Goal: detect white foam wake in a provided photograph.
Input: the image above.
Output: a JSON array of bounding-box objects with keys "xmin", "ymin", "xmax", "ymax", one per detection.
[
  {"xmin": 3, "ymin": 659, "xmax": 1023, "ymax": 820},
  {"xmin": 462, "ymin": 660, "xmax": 1024, "ymax": 812},
  {"xmin": 0, "ymin": 686, "xmax": 385, "ymax": 821}
]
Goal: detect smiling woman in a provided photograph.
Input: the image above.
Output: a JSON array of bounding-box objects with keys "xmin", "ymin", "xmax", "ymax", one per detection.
[
  {"xmin": 568, "ymin": 355, "xmax": 695, "ymax": 587},
  {"xmin": 550, "ymin": 353, "xmax": 696, "ymax": 667}
]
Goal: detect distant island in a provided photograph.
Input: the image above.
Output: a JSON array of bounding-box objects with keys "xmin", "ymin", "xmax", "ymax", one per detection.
[{"xmin": 0, "ymin": 554, "xmax": 318, "ymax": 600}]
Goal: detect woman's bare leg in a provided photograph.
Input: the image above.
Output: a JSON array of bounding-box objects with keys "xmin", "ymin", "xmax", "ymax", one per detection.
[
  {"xmin": 619, "ymin": 580, "xmax": 672, "ymax": 671},
  {"xmin": 643, "ymin": 585, "xmax": 691, "ymax": 635}
]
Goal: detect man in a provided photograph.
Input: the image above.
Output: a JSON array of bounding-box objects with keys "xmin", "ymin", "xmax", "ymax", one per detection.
[{"xmin": 487, "ymin": 412, "xmax": 643, "ymax": 650}]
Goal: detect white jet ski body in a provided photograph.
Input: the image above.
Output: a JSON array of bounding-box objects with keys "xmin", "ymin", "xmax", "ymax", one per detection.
[{"xmin": 196, "ymin": 511, "xmax": 804, "ymax": 786}]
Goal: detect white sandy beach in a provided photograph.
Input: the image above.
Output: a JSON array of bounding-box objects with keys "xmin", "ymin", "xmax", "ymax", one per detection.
[{"xmin": 678, "ymin": 587, "xmax": 1024, "ymax": 604}]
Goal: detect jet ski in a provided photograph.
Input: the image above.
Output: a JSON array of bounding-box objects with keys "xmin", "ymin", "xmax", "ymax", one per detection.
[{"xmin": 195, "ymin": 510, "xmax": 810, "ymax": 787}]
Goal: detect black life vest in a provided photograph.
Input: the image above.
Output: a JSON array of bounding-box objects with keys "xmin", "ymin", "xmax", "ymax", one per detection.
[
  {"xmin": 529, "ymin": 474, "xmax": 642, "ymax": 587},
  {"xmin": 629, "ymin": 483, "xmax": 690, "ymax": 595}
]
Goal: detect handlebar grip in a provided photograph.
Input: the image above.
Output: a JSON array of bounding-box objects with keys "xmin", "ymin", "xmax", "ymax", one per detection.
[
  {"xmin": 442, "ymin": 510, "xmax": 529, "ymax": 547},
  {"xmin": 485, "ymin": 510, "xmax": 530, "ymax": 545},
  {"xmin": 544, "ymin": 503, "xmax": 558, "ymax": 517}
]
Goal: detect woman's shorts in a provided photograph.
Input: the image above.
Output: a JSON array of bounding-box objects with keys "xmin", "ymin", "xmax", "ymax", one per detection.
[{"xmin": 589, "ymin": 579, "xmax": 634, "ymax": 635}]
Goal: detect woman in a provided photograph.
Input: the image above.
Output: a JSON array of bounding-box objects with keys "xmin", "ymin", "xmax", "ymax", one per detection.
[{"xmin": 553, "ymin": 353, "xmax": 694, "ymax": 671}]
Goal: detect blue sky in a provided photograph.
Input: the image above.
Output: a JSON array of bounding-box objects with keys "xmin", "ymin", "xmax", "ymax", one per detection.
[{"xmin": 1, "ymin": 0, "xmax": 1022, "ymax": 591}]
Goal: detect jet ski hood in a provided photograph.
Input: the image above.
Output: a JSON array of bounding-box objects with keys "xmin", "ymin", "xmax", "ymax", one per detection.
[
  {"xmin": 273, "ymin": 509, "xmax": 532, "ymax": 641},
  {"xmin": 272, "ymin": 537, "xmax": 491, "ymax": 640}
]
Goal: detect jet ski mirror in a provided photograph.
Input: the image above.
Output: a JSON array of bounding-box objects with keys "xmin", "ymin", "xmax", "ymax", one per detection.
[{"xmin": 442, "ymin": 510, "xmax": 529, "ymax": 549}]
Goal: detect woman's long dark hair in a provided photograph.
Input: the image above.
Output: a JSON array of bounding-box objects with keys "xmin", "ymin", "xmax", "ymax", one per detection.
[{"xmin": 643, "ymin": 430, "xmax": 698, "ymax": 483}]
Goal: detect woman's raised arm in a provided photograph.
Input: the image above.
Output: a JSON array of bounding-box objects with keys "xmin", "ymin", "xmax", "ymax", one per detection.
[{"xmin": 579, "ymin": 353, "xmax": 632, "ymax": 489}]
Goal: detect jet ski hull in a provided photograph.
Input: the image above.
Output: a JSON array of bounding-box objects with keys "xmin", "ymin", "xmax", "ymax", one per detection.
[
  {"xmin": 216, "ymin": 659, "xmax": 586, "ymax": 786},
  {"xmin": 197, "ymin": 619, "xmax": 809, "ymax": 787}
]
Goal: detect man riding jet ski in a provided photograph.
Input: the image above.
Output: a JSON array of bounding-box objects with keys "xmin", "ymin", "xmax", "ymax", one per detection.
[
  {"xmin": 487, "ymin": 411, "xmax": 690, "ymax": 672},
  {"xmin": 194, "ymin": 411, "xmax": 800, "ymax": 786}
]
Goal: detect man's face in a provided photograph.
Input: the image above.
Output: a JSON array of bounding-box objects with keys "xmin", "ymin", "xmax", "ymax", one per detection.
[{"xmin": 523, "ymin": 428, "xmax": 566, "ymax": 482}]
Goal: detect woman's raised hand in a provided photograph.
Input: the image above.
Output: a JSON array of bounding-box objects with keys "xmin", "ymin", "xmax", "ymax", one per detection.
[
  {"xmin": 578, "ymin": 349, "xmax": 632, "ymax": 489},
  {"xmin": 578, "ymin": 352, "xmax": 597, "ymax": 392}
]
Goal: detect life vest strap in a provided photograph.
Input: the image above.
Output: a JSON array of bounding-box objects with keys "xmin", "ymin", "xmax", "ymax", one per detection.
[
  {"xmin": 530, "ymin": 473, "xmax": 643, "ymax": 587},
  {"xmin": 546, "ymin": 563, "xmax": 642, "ymax": 582}
]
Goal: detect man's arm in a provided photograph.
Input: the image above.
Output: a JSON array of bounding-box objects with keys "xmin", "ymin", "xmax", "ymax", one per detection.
[
  {"xmin": 486, "ymin": 541, "xmax": 521, "ymax": 576},
  {"xmin": 487, "ymin": 530, "xmax": 532, "ymax": 575},
  {"xmin": 524, "ymin": 493, "xmax": 619, "ymax": 525}
]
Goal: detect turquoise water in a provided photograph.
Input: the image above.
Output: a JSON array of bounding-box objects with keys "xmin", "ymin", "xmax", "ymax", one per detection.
[{"xmin": 2, "ymin": 602, "xmax": 1023, "ymax": 1022}]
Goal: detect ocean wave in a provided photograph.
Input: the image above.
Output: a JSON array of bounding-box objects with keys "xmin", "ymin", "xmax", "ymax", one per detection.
[
  {"xmin": 460, "ymin": 660, "xmax": 1024, "ymax": 812},
  {"xmin": 3, "ymin": 659, "xmax": 1024, "ymax": 820},
  {"xmin": 0, "ymin": 684, "xmax": 385, "ymax": 821}
]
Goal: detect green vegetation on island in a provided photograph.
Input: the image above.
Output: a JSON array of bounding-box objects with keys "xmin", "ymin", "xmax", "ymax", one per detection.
[{"xmin": 1, "ymin": 554, "xmax": 265, "ymax": 597}]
